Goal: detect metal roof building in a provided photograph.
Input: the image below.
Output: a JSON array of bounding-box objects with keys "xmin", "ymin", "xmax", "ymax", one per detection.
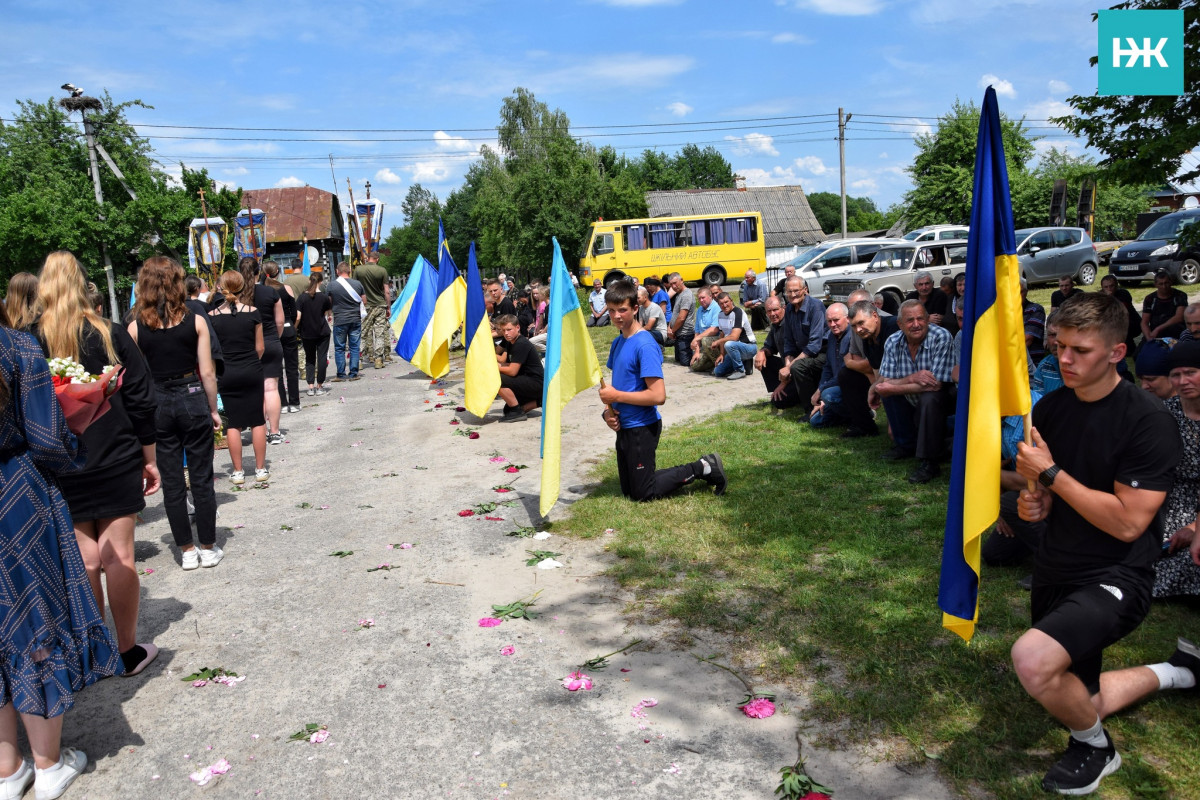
[
  {"xmin": 241, "ymin": 186, "xmax": 346, "ymax": 270},
  {"xmin": 645, "ymin": 185, "xmax": 826, "ymax": 251}
]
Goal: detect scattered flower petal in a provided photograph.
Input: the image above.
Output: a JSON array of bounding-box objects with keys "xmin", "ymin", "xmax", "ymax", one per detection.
[
  {"xmin": 399, "ymin": 542, "xmax": 413, "ymax": 549},
  {"xmin": 484, "ymin": 515, "xmax": 504, "ymax": 521},
  {"xmin": 505, "ymin": 466, "xmax": 520, "ymax": 473},
  {"xmin": 378, "ymin": 684, "xmax": 387, "ymax": 689},
  {"xmin": 664, "ymin": 763, "xmax": 681, "ymax": 774},
  {"xmin": 189, "ymin": 759, "xmax": 232, "ymax": 786},
  {"xmin": 561, "ymin": 671, "xmax": 594, "ymax": 692},
  {"xmin": 192, "ymin": 679, "xmax": 208, "ymax": 688},
  {"xmin": 434, "ymin": 403, "xmax": 444, "ymax": 408},
  {"xmin": 536, "ymin": 559, "xmax": 564, "ymax": 570},
  {"xmin": 741, "ymin": 698, "xmax": 776, "ymax": 719},
  {"xmin": 500, "ymin": 645, "xmax": 515, "ymax": 656},
  {"xmin": 478, "ymin": 617, "xmax": 503, "ymax": 628},
  {"xmin": 489, "ymin": 457, "xmax": 506, "ymax": 463},
  {"xmin": 455, "ymin": 406, "xmax": 466, "ymax": 412},
  {"xmin": 144, "ymin": 568, "xmax": 155, "ymax": 574},
  {"xmin": 458, "ymin": 510, "xmax": 475, "ymax": 517},
  {"xmin": 450, "ymin": 419, "xmax": 460, "ymax": 425},
  {"xmin": 532, "ymin": 531, "xmax": 552, "ymax": 540},
  {"xmin": 468, "ymin": 432, "xmax": 480, "ymax": 439},
  {"xmin": 310, "ymin": 729, "xmax": 330, "ymax": 744}
]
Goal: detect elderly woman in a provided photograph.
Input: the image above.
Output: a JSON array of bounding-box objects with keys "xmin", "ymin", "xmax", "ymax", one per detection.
[{"xmin": 1155, "ymin": 340, "xmax": 1200, "ymax": 598}]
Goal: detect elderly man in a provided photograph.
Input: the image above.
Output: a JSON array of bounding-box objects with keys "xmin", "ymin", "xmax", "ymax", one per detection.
[
  {"xmin": 740, "ymin": 269, "xmax": 769, "ymax": 330},
  {"xmin": 709, "ymin": 292, "xmax": 758, "ymax": 380},
  {"xmin": 906, "ymin": 270, "xmax": 949, "ymax": 328},
  {"xmin": 809, "ymin": 302, "xmax": 851, "ymax": 427},
  {"xmin": 869, "ymin": 300, "xmax": 955, "ymax": 484},
  {"xmin": 1180, "ymin": 303, "xmax": 1200, "ymax": 341},
  {"xmin": 839, "ymin": 298, "xmax": 900, "ymax": 437},
  {"xmin": 664, "ymin": 272, "xmax": 695, "ymax": 366},
  {"xmin": 636, "ymin": 285, "xmax": 668, "ymax": 345},
  {"xmin": 755, "ymin": 296, "xmax": 801, "ymax": 409},
  {"xmin": 587, "ymin": 279, "xmax": 610, "ymax": 327},
  {"xmin": 777, "ymin": 276, "xmax": 828, "ymax": 416},
  {"xmin": 689, "ymin": 287, "xmax": 722, "ymax": 372},
  {"xmin": 773, "ymin": 263, "xmax": 796, "ymax": 297}
]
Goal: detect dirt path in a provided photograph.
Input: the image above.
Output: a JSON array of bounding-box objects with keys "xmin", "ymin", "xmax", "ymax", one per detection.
[{"xmin": 68, "ymin": 355, "xmax": 954, "ymax": 799}]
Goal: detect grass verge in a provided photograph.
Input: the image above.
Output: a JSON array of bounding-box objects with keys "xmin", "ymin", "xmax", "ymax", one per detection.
[{"xmin": 560, "ymin": 397, "xmax": 1200, "ymax": 799}]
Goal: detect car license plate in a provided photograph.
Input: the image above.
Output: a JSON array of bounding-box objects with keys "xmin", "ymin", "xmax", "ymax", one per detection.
[{"xmin": 1118, "ymin": 264, "xmax": 1143, "ymax": 273}]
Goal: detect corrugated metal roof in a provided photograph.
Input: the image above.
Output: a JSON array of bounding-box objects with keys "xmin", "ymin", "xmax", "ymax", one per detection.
[
  {"xmin": 241, "ymin": 187, "xmax": 344, "ymax": 243},
  {"xmin": 645, "ymin": 186, "xmax": 825, "ymax": 248}
]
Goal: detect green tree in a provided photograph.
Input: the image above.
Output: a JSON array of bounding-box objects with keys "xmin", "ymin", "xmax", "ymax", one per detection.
[
  {"xmin": 806, "ymin": 191, "xmax": 884, "ymax": 234},
  {"xmin": 1053, "ymin": 0, "xmax": 1199, "ymax": 186},
  {"xmin": 1008, "ymin": 147, "xmax": 1152, "ymax": 237},
  {"xmin": 378, "ymin": 183, "xmax": 441, "ymax": 275}
]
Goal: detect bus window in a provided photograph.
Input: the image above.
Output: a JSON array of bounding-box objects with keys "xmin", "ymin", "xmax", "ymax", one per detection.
[
  {"xmin": 649, "ymin": 222, "xmax": 685, "ymax": 248},
  {"xmin": 625, "ymin": 225, "xmax": 647, "ymax": 251},
  {"xmin": 592, "ymin": 233, "xmax": 614, "ymax": 256}
]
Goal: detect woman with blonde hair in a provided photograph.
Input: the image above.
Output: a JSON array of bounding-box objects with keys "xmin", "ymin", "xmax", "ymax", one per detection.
[
  {"xmin": 209, "ymin": 270, "xmax": 268, "ymax": 485},
  {"xmin": 3, "ymin": 273, "xmax": 39, "ymax": 330},
  {"xmin": 129, "ymin": 256, "xmax": 222, "ymax": 570},
  {"xmin": 32, "ymin": 251, "xmax": 160, "ymax": 679}
]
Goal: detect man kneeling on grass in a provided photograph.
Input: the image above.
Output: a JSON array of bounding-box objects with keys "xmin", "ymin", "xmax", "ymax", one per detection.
[
  {"xmin": 597, "ymin": 281, "xmax": 727, "ymax": 500},
  {"xmin": 495, "ymin": 314, "xmax": 543, "ymax": 422}
]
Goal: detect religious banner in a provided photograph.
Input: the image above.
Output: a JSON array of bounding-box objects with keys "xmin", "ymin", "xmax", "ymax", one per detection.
[
  {"xmin": 188, "ymin": 216, "xmax": 227, "ymax": 284},
  {"xmin": 234, "ymin": 208, "xmax": 267, "ymax": 260},
  {"xmin": 355, "ymin": 198, "xmax": 385, "ymax": 253},
  {"xmin": 345, "ymin": 211, "xmax": 364, "ymax": 266}
]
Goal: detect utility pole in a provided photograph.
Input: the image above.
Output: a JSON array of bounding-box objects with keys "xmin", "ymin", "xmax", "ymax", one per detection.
[{"xmin": 838, "ymin": 108, "xmax": 852, "ymax": 240}]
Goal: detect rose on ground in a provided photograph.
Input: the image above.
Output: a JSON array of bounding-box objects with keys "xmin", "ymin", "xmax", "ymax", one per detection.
[
  {"xmin": 741, "ymin": 698, "xmax": 776, "ymax": 719},
  {"xmin": 562, "ymin": 671, "xmax": 593, "ymax": 692},
  {"xmin": 478, "ymin": 617, "xmax": 503, "ymax": 628}
]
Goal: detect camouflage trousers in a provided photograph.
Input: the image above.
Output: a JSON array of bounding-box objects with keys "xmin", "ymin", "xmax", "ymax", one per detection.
[{"xmin": 363, "ymin": 306, "xmax": 391, "ymax": 363}]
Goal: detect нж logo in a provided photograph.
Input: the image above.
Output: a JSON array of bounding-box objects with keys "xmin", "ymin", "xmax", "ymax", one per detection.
[{"xmin": 1098, "ymin": 9, "xmax": 1183, "ymax": 96}]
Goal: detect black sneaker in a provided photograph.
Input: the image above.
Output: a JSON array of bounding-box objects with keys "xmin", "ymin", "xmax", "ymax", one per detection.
[
  {"xmin": 1167, "ymin": 636, "xmax": 1200, "ymax": 682},
  {"xmin": 1041, "ymin": 732, "xmax": 1120, "ymax": 795},
  {"xmin": 908, "ymin": 459, "xmax": 940, "ymax": 484},
  {"xmin": 881, "ymin": 445, "xmax": 915, "ymax": 461},
  {"xmin": 700, "ymin": 453, "xmax": 727, "ymax": 496},
  {"xmin": 841, "ymin": 426, "xmax": 878, "ymax": 439},
  {"xmin": 500, "ymin": 410, "xmax": 528, "ymax": 423}
]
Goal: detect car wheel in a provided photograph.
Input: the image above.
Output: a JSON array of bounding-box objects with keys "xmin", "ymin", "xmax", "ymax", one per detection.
[
  {"xmin": 1178, "ymin": 259, "xmax": 1200, "ymax": 285},
  {"xmin": 702, "ymin": 264, "xmax": 726, "ymax": 286},
  {"xmin": 603, "ymin": 272, "xmax": 626, "ymax": 290},
  {"xmin": 1077, "ymin": 262, "xmax": 1097, "ymax": 285},
  {"xmin": 883, "ymin": 289, "xmax": 903, "ymax": 315}
]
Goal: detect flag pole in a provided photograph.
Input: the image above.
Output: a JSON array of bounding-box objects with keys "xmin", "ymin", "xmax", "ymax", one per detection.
[{"xmin": 1023, "ymin": 413, "xmax": 1036, "ymax": 491}]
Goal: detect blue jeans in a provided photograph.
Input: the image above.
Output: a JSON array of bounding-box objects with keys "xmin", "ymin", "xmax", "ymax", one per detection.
[
  {"xmin": 809, "ymin": 385, "xmax": 848, "ymax": 427},
  {"xmin": 333, "ymin": 322, "xmax": 361, "ymax": 378},
  {"xmin": 713, "ymin": 341, "xmax": 758, "ymax": 377}
]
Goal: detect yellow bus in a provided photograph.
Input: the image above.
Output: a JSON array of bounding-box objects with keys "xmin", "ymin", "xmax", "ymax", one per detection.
[{"xmin": 578, "ymin": 211, "xmax": 766, "ymax": 288}]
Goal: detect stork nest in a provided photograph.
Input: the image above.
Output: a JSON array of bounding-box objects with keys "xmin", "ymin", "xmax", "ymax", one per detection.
[{"xmin": 58, "ymin": 96, "xmax": 103, "ymax": 113}]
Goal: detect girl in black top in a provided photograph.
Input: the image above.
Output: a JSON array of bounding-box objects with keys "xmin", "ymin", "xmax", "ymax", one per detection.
[
  {"xmin": 264, "ymin": 261, "xmax": 302, "ymax": 413},
  {"xmin": 129, "ymin": 257, "xmax": 222, "ymax": 571},
  {"xmin": 34, "ymin": 251, "xmax": 160, "ymax": 677},
  {"xmin": 295, "ymin": 274, "xmax": 332, "ymax": 394},
  {"xmin": 209, "ymin": 270, "xmax": 268, "ymax": 485},
  {"xmin": 238, "ymin": 257, "xmax": 285, "ymax": 444}
]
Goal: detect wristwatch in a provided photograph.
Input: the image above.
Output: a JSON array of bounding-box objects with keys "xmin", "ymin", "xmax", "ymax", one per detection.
[{"xmin": 1038, "ymin": 464, "xmax": 1061, "ymax": 489}]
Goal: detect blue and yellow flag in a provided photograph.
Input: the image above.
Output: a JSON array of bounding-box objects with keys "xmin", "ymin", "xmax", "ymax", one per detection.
[
  {"xmin": 391, "ymin": 256, "xmax": 431, "ymax": 332},
  {"xmin": 410, "ymin": 220, "xmax": 466, "ymax": 379},
  {"xmin": 462, "ymin": 242, "xmax": 501, "ymax": 418},
  {"xmin": 540, "ymin": 237, "xmax": 601, "ymax": 517},
  {"xmin": 395, "ymin": 257, "xmax": 439, "ymax": 361},
  {"xmin": 938, "ymin": 86, "xmax": 1032, "ymax": 642}
]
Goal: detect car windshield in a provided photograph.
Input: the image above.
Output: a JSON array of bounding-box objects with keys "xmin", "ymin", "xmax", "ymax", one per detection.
[
  {"xmin": 901, "ymin": 230, "xmax": 924, "ymax": 241},
  {"xmin": 791, "ymin": 242, "xmax": 836, "ymax": 268},
  {"xmin": 867, "ymin": 246, "xmax": 913, "ymax": 272},
  {"xmin": 580, "ymin": 225, "xmax": 595, "ymax": 259},
  {"xmin": 1138, "ymin": 214, "xmax": 1198, "ymax": 241}
]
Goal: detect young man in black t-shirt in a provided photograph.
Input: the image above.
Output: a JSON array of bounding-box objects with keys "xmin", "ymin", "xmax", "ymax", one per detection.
[
  {"xmin": 495, "ymin": 314, "xmax": 543, "ymax": 422},
  {"xmin": 1013, "ymin": 293, "xmax": 1194, "ymax": 795}
]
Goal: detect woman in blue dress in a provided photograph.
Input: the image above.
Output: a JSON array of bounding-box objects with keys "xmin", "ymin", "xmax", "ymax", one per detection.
[{"xmin": 0, "ymin": 314, "xmax": 123, "ymax": 799}]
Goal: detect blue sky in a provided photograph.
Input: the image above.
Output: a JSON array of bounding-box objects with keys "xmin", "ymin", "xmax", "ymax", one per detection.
[{"xmin": 2, "ymin": 0, "xmax": 1107, "ymax": 226}]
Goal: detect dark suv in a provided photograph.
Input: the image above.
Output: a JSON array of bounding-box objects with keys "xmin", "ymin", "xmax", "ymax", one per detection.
[{"xmin": 1109, "ymin": 208, "xmax": 1200, "ymax": 285}]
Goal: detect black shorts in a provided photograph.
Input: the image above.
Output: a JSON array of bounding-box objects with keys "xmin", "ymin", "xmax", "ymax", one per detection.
[
  {"xmin": 500, "ymin": 373, "xmax": 542, "ymax": 406},
  {"xmin": 1032, "ymin": 580, "xmax": 1150, "ymax": 695}
]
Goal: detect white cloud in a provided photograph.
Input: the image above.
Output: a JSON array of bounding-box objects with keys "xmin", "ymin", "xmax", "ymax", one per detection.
[
  {"xmin": 275, "ymin": 176, "xmax": 305, "ymax": 188},
  {"xmin": 878, "ymin": 152, "xmax": 889, "ymax": 159},
  {"xmin": 794, "ymin": 156, "xmax": 828, "ymax": 175},
  {"xmin": 771, "ymin": 32, "xmax": 812, "ymax": 44},
  {"xmin": 666, "ymin": 101, "xmax": 693, "ymax": 117},
  {"xmin": 738, "ymin": 166, "xmax": 800, "ymax": 186},
  {"xmin": 890, "ymin": 117, "xmax": 933, "ymax": 138},
  {"xmin": 408, "ymin": 160, "xmax": 452, "ymax": 183},
  {"xmin": 375, "ymin": 168, "xmax": 403, "ymax": 185},
  {"xmin": 1047, "ymin": 79, "xmax": 1071, "ymax": 94},
  {"xmin": 980, "ymin": 73, "xmax": 1016, "ymax": 98},
  {"xmin": 851, "ymin": 178, "xmax": 879, "ymax": 192},
  {"xmin": 1023, "ymin": 98, "xmax": 1073, "ymax": 122},
  {"xmin": 257, "ymin": 94, "xmax": 297, "ymax": 112},
  {"xmin": 791, "ymin": 0, "xmax": 883, "ymax": 15},
  {"xmin": 592, "ymin": 0, "xmax": 682, "ymax": 5},
  {"xmin": 542, "ymin": 53, "xmax": 693, "ymax": 89},
  {"xmin": 434, "ymin": 131, "xmax": 475, "ymax": 151},
  {"xmin": 725, "ymin": 133, "xmax": 779, "ymax": 157},
  {"xmin": 222, "ymin": 166, "xmax": 249, "ymax": 176}
]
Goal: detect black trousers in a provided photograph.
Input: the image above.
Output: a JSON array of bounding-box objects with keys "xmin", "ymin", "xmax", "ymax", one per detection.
[
  {"xmin": 746, "ymin": 305, "xmax": 769, "ymax": 331},
  {"xmin": 155, "ymin": 385, "xmax": 216, "ymax": 547},
  {"xmin": 302, "ymin": 334, "xmax": 330, "ymax": 386},
  {"xmin": 788, "ymin": 352, "xmax": 827, "ymax": 415},
  {"xmin": 759, "ymin": 352, "xmax": 802, "ymax": 409},
  {"xmin": 982, "ymin": 490, "xmax": 1045, "ymax": 566},
  {"xmin": 838, "ymin": 367, "xmax": 878, "ymax": 433},
  {"xmin": 881, "ymin": 386, "xmax": 952, "ymax": 460},
  {"xmin": 615, "ymin": 420, "xmax": 700, "ymax": 501},
  {"xmin": 280, "ymin": 327, "xmax": 301, "ymax": 406}
]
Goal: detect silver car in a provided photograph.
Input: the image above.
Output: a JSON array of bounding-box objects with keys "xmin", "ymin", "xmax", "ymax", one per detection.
[
  {"xmin": 765, "ymin": 238, "xmax": 902, "ymax": 299},
  {"xmin": 823, "ymin": 240, "xmax": 969, "ymax": 310},
  {"xmin": 1015, "ymin": 227, "xmax": 1098, "ymax": 286}
]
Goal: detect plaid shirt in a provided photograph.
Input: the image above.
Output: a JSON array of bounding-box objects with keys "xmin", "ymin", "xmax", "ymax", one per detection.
[{"xmin": 879, "ymin": 324, "xmax": 955, "ymax": 384}]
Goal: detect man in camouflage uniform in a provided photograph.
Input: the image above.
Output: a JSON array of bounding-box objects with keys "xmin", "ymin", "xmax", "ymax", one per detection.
[{"xmin": 354, "ymin": 254, "xmax": 392, "ymax": 369}]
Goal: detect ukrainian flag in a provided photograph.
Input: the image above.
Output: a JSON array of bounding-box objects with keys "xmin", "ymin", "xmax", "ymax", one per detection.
[
  {"xmin": 395, "ymin": 257, "xmax": 438, "ymax": 362},
  {"xmin": 391, "ymin": 255, "xmax": 431, "ymax": 331},
  {"xmin": 301, "ymin": 241, "xmax": 311, "ymax": 277},
  {"xmin": 462, "ymin": 242, "xmax": 501, "ymax": 418},
  {"xmin": 539, "ymin": 237, "xmax": 601, "ymax": 517},
  {"xmin": 410, "ymin": 220, "xmax": 466, "ymax": 379},
  {"xmin": 938, "ymin": 86, "xmax": 1032, "ymax": 642}
]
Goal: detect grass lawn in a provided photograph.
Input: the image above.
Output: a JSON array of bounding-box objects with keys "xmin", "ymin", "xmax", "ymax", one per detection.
[{"xmin": 565, "ymin": 281, "xmax": 1200, "ymax": 799}]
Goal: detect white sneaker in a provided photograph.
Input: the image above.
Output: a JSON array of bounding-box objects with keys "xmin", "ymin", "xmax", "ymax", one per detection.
[
  {"xmin": 33, "ymin": 748, "xmax": 85, "ymax": 800},
  {"xmin": 230, "ymin": 470, "xmax": 245, "ymax": 486},
  {"xmin": 280, "ymin": 405, "xmax": 290, "ymax": 414},
  {"xmin": 181, "ymin": 549, "xmax": 200, "ymax": 571},
  {"xmin": 255, "ymin": 467, "xmax": 270, "ymax": 482},
  {"xmin": 289, "ymin": 405, "xmax": 301, "ymax": 413},
  {"xmin": 200, "ymin": 546, "xmax": 224, "ymax": 568},
  {"xmin": 0, "ymin": 759, "xmax": 32, "ymax": 800}
]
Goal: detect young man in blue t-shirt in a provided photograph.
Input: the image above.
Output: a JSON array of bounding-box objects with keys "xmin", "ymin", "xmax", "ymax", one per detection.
[{"xmin": 597, "ymin": 281, "xmax": 726, "ymax": 501}]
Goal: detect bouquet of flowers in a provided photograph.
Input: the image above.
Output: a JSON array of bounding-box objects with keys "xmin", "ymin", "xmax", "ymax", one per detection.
[{"xmin": 47, "ymin": 357, "xmax": 123, "ymax": 435}]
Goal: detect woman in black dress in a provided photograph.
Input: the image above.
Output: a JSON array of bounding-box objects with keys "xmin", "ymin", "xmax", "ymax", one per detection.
[
  {"xmin": 238, "ymin": 257, "xmax": 285, "ymax": 445},
  {"xmin": 295, "ymin": 273, "xmax": 332, "ymax": 395},
  {"xmin": 264, "ymin": 261, "xmax": 301, "ymax": 413},
  {"xmin": 129, "ymin": 257, "xmax": 222, "ymax": 571},
  {"xmin": 209, "ymin": 270, "xmax": 268, "ymax": 485},
  {"xmin": 33, "ymin": 251, "xmax": 159, "ymax": 678}
]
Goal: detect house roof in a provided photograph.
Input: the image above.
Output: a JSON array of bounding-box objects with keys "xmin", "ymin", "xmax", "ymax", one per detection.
[
  {"xmin": 645, "ymin": 186, "xmax": 825, "ymax": 248},
  {"xmin": 241, "ymin": 187, "xmax": 345, "ymax": 243}
]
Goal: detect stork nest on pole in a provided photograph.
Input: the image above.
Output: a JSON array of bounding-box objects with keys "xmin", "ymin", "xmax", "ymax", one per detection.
[{"xmin": 58, "ymin": 96, "xmax": 103, "ymax": 113}]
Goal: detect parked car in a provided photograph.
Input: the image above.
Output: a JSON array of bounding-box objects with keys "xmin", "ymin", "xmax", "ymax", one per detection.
[
  {"xmin": 902, "ymin": 225, "xmax": 970, "ymax": 242},
  {"xmin": 823, "ymin": 240, "xmax": 969, "ymax": 311},
  {"xmin": 1015, "ymin": 227, "xmax": 1099, "ymax": 286},
  {"xmin": 1108, "ymin": 208, "xmax": 1200, "ymax": 285},
  {"xmin": 765, "ymin": 238, "xmax": 902, "ymax": 299}
]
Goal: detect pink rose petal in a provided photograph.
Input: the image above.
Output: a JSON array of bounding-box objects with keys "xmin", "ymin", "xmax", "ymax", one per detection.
[
  {"xmin": 458, "ymin": 510, "xmax": 475, "ymax": 517},
  {"xmin": 468, "ymin": 432, "xmax": 480, "ymax": 439},
  {"xmin": 310, "ymin": 729, "xmax": 330, "ymax": 744},
  {"xmin": 489, "ymin": 457, "xmax": 506, "ymax": 463},
  {"xmin": 399, "ymin": 542, "xmax": 413, "ymax": 549},
  {"xmin": 455, "ymin": 406, "xmax": 466, "ymax": 412},
  {"xmin": 505, "ymin": 466, "xmax": 519, "ymax": 473},
  {"xmin": 500, "ymin": 645, "xmax": 515, "ymax": 656},
  {"xmin": 741, "ymin": 698, "xmax": 776, "ymax": 719},
  {"xmin": 478, "ymin": 617, "xmax": 503, "ymax": 628}
]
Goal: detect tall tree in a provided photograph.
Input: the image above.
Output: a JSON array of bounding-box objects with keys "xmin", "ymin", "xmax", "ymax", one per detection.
[
  {"xmin": 1054, "ymin": 0, "xmax": 1200, "ymax": 186},
  {"xmin": 378, "ymin": 183, "xmax": 441, "ymax": 275}
]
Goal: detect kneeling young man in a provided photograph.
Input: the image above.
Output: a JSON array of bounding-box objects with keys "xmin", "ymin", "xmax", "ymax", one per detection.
[
  {"xmin": 597, "ymin": 281, "xmax": 726, "ymax": 500},
  {"xmin": 1013, "ymin": 294, "xmax": 1191, "ymax": 795},
  {"xmin": 495, "ymin": 314, "xmax": 543, "ymax": 422}
]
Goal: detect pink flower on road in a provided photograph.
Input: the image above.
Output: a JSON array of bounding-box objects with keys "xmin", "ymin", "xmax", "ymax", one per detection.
[
  {"xmin": 741, "ymin": 698, "xmax": 776, "ymax": 719},
  {"xmin": 631, "ymin": 697, "xmax": 659, "ymax": 718},
  {"xmin": 468, "ymin": 432, "xmax": 480, "ymax": 439},
  {"xmin": 457, "ymin": 510, "xmax": 475, "ymax": 517},
  {"xmin": 562, "ymin": 671, "xmax": 593, "ymax": 692},
  {"xmin": 309, "ymin": 729, "xmax": 330, "ymax": 744},
  {"xmin": 478, "ymin": 617, "xmax": 503, "ymax": 628},
  {"xmin": 189, "ymin": 758, "xmax": 232, "ymax": 786},
  {"xmin": 192, "ymin": 679, "xmax": 208, "ymax": 688},
  {"xmin": 398, "ymin": 542, "xmax": 413, "ymax": 549},
  {"xmin": 500, "ymin": 645, "xmax": 515, "ymax": 656},
  {"xmin": 488, "ymin": 456, "xmax": 506, "ymax": 463},
  {"xmin": 505, "ymin": 466, "xmax": 520, "ymax": 473}
]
